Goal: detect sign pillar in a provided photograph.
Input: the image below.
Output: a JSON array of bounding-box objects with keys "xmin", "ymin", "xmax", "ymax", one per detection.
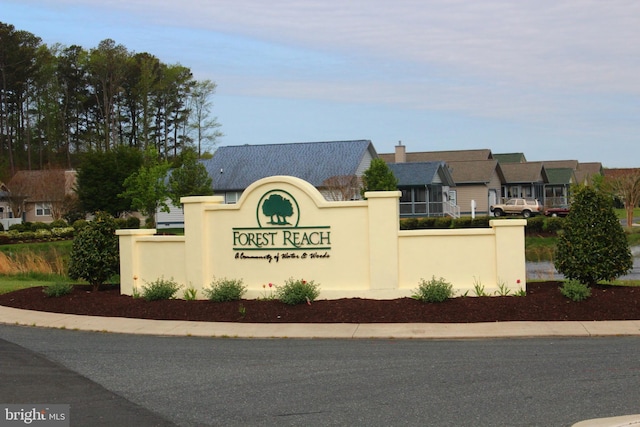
[{"xmin": 365, "ymin": 191, "xmax": 401, "ymax": 291}]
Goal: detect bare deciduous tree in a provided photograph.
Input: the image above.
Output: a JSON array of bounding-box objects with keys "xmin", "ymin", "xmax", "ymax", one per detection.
[
  {"xmin": 603, "ymin": 168, "xmax": 640, "ymax": 227},
  {"xmin": 322, "ymin": 175, "xmax": 361, "ymax": 201}
]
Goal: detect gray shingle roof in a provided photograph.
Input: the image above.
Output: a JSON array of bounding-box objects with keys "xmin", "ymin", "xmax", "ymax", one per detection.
[
  {"xmin": 388, "ymin": 162, "xmax": 453, "ymax": 186},
  {"xmin": 204, "ymin": 140, "xmax": 376, "ymax": 190}
]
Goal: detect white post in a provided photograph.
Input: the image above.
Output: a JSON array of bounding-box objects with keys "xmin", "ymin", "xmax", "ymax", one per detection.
[{"xmin": 471, "ymin": 200, "xmax": 476, "ymax": 219}]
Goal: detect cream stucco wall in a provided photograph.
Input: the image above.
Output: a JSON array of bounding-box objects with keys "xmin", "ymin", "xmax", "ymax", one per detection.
[{"xmin": 117, "ymin": 176, "xmax": 526, "ymax": 299}]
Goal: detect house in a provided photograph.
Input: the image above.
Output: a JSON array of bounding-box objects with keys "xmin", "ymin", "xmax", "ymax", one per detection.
[
  {"xmin": 382, "ymin": 143, "xmax": 497, "ymax": 216},
  {"xmin": 387, "ymin": 162, "xmax": 458, "ymax": 217},
  {"xmin": 156, "ymin": 140, "xmax": 379, "ymax": 229},
  {"xmin": 4, "ymin": 170, "xmax": 77, "ymax": 224},
  {"xmin": 446, "ymin": 160, "xmax": 504, "ymax": 215},
  {"xmin": 498, "ymin": 162, "xmax": 548, "ymax": 202},
  {"xmin": 204, "ymin": 140, "xmax": 378, "ymax": 203}
]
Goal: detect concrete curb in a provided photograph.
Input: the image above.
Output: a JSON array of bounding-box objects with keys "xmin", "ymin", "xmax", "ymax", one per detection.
[{"xmin": 2, "ymin": 306, "xmax": 640, "ymax": 339}]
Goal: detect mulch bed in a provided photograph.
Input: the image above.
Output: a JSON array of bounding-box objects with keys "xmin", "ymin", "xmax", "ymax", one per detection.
[{"xmin": 0, "ymin": 282, "xmax": 639, "ymax": 323}]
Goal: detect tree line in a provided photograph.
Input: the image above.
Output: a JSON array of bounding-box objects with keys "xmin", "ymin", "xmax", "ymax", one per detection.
[{"xmin": 0, "ymin": 21, "xmax": 222, "ymax": 182}]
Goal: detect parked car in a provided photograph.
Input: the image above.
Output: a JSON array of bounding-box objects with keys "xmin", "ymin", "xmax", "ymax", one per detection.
[
  {"xmin": 490, "ymin": 198, "xmax": 542, "ymax": 218},
  {"xmin": 544, "ymin": 205, "xmax": 570, "ymax": 217}
]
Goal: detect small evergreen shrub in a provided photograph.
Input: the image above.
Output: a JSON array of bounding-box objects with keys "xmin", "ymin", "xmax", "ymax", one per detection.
[
  {"xmin": 525, "ymin": 216, "xmax": 545, "ymax": 235},
  {"xmin": 72, "ymin": 219, "xmax": 89, "ymax": 231},
  {"xmin": 276, "ymin": 278, "xmax": 320, "ymax": 305},
  {"xmin": 49, "ymin": 219, "xmax": 68, "ymax": 228},
  {"xmin": 141, "ymin": 277, "xmax": 181, "ymax": 301},
  {"xmin": 0, "ymin": 222, "xmax": 4, "ymax": 232},
  {"xmin": 43, "ymin": 282, "xmax": 74, "ymax": 297},
  {"xmin": 560, "ymin": 279, "xmax": 591, "ymax": 302},
  {"xmin": 412, "ymin": 276, "xmax": 454, "ymax": 303},
  {"xmin": 452, "ymin": 217, "xmax": 473, "ymax": 228},
  {"xmin": 203, "ymin": 278, "xmax": 246, "ymax": 302},
  {"xmin": 125, "ymin": 216, "xmax": 141, "ymax": 229},
  {"xmin": 31, "ymin": 222, "xmax": 50, "ymax": 231},
  {"xmin": 400, "ymin": 218, "xmax": 418, "ymax": 230},
  {"xmin": 471, "ymin": 216, "xmax": 491, "ymax": 227},
  {"xmin": 417, "ymin": 217, "xmax": 436, "ymax": 229},
  {"xmin": 68, "ymin": 212, "xmax": 119, "ymax": 291},
  {"xmin": 555, "ymin": 185, "xmax": 632, "ymax": 285},
  {"xmin": 542, "ymin": 217, "xmax": 564, "ymax": 235},
  {"xmin": 434, "ymin": 217, "xmax": 452, "ymax": 229}
]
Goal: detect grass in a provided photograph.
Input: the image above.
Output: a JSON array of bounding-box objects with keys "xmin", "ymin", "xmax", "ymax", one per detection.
[{"xmin": 614, "ymin": 208, "xmax": 640, "ymax": 220}]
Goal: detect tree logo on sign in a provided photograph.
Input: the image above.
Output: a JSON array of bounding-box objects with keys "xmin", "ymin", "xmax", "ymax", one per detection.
[{"xmin": 256, "ymin": 190, "xmax": 300, "ymax": 228}]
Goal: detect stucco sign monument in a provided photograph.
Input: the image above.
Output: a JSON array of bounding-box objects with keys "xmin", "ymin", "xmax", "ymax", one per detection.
[{"xmin": 117, "ymin": 175, "xmax": 527, "ymax": 299}]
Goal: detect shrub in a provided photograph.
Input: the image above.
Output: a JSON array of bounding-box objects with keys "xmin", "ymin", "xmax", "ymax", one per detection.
[
  {"xmin": 203, "ymin": 277, "xmax": 246, "ymax": 302},
  {"xmin": 68, "ymin": 212, "xmax": 119, "ymax": 291},
  {"xmin": 125, "ymin": 216, "xmax": 141, "ymax": 229},
  {"xmin": 31, "ymin": 222, "xmax": 50, "ymax": 231},
  {"xmin": 9, "ymin": 223, "xmax": 27, "ymax": 232},
  {"xmin": 43, "ymin": 282, "xmax": 74, "ymax": 297},
  {"xmin": 141, "ymin": 277, "xmax": 181, "ymax": 301},
  {"xmin": 434, "ymin": 217, "xmax": 452, "ymax": 229},
  {"xmin": 452, "ymin": 217, "xmax": 474, "ymax": 228},
  {"xmin": 49, "ymin": 219, "xmax": 68, "ymax": 228},
  {"xmin": 276, "ymin": 278, "xmax": 320, "ymax": 305},
  {"xmin": 72, "ymin": 219, "xmax": 89, "ymax": 231},
  {"xmin": 542, "ymin": 217, "xmax": 564, "ymax": 235},
  {"xmin": 0, "ymin": 222, "xmax": 3, "ymax": 232},
  {"xmin": 525, "ymin": 216, "xmax": 545, "ymax": 235},
  {"xmin": 417, "ymin": 217, "xmax": 437, "ymax": 229},
  {"xmin": 412, "ymin": 276, "xmax": 454, "ymax": 303},
  {"xmin": 560, "ymin": 279, "xmax": 591, "ymax": 301},
  {"xmin": 471, "ymin": 216, "xmax": 491, "ymax": 228},
  {"xmin": 554, "ymin": 185, "xmax": 632, "ymax": 285},
  {"xmin": 400, "ymin": 218, "xmax": 418, "ymax": 230}
]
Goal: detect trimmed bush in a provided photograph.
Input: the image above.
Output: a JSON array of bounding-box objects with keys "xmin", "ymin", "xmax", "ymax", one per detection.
[
  {"xmin": 68, "ymin": 212, "xmax": 119, "ymax": 291},
  {"xmin": 276, "ymin": 278, "xmax": 320, "ymax": 305},
  {"xmin": 141, "ymin": 277, "xmax": 181, "ymax": 301},
  {"xmin": 417, "ymin": 217, "xmax": 437, "ymax": 229},
  {"xmin": 49, "ymin": 219, "xmax": 68, "ymax": 228},
  {"xmin": 543, "ymin": 217, "xmax": 564, "ymax": 235},
  {"xmin": 452, "ymin": 217, "xmax": 473, "ymax": 228},
  {"xmin": 72, "ymin": 219, "xmax": 89, "ymax": 231},
  {"xmin": 203, "ymin": 278, "xmax": 246, "ymax": 302},
  {"xmin": 555, "ymin": 185, "xmax": 632, "ymax": 285},
  {"xmin": 525, "ymin": 216, "xmax": 545, "ymax": 235},
  {"xmin": 560, "ymin": 280, "xmax": 591, "ymax": 301},
  {"xmin": 412, "ymin": 276, "xmax": 454, "ymax": 303},
  {"xmin": 434, "ymin": 217, "xmax": 452, "ymax": 229},
  {"xmin": 400, "ymin": 218, "xmax": 418, "ymax": 230}
]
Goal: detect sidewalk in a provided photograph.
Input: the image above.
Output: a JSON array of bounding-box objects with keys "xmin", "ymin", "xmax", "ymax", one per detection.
[{"xmin": 1, "ymin": 305, "xmax": 640, "ymax": 339}]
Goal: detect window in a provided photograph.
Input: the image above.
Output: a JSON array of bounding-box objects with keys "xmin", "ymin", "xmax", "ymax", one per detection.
[
  {"xmin": 35, "ymin": 203, "xmax": 51, "ymax": 216},
  {"xmin": 225, "ymin": 192, "xmax": 242, "ymax": 204}
]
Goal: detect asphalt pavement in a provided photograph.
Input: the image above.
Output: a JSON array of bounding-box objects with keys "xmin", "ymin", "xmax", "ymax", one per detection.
[{"xmin": 1, "ymin": 305, "xmax": 640, "ymax": 426}]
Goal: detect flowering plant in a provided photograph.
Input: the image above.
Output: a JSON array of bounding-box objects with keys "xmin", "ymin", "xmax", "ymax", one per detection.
[{"xmin": 259, "ymin": 282, "xmax": 276, "ymax": 300}]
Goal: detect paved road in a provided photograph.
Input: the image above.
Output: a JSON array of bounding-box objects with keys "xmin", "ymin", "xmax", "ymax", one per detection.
[{"xmin": 1, "ymin": 325, "xmax": 639, "ymax": 426}]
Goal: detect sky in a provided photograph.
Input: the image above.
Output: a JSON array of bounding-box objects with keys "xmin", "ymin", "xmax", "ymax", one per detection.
[{"xmin": 4, "ymin": 0, "xmax": 640, "ymax": 167}]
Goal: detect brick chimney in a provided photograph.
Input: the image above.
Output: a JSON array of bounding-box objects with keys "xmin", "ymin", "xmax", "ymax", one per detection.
[{"xmin": 395, "ymin": 141, "xmax": 406, "ymax": 163}]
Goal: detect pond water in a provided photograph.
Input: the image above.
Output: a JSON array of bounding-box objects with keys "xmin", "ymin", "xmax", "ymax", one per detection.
[{"xmin": 527, "ymin": 246, "xmax": 640, "ymax": 281}]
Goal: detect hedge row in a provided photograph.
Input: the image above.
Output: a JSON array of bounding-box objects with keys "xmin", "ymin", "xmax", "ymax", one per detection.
[
  {"xmin": 399, "ymin": 215, "xmax": 565, "ymax": 236},
  {"xmin": 0, "ymin": 216, "xmax": 142, "ymax": 244}
]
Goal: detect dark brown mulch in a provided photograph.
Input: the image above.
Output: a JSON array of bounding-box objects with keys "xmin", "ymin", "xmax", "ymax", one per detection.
[{"xmin": 0, "ymin": 282, "xmax": 638, "ymax": 323}]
